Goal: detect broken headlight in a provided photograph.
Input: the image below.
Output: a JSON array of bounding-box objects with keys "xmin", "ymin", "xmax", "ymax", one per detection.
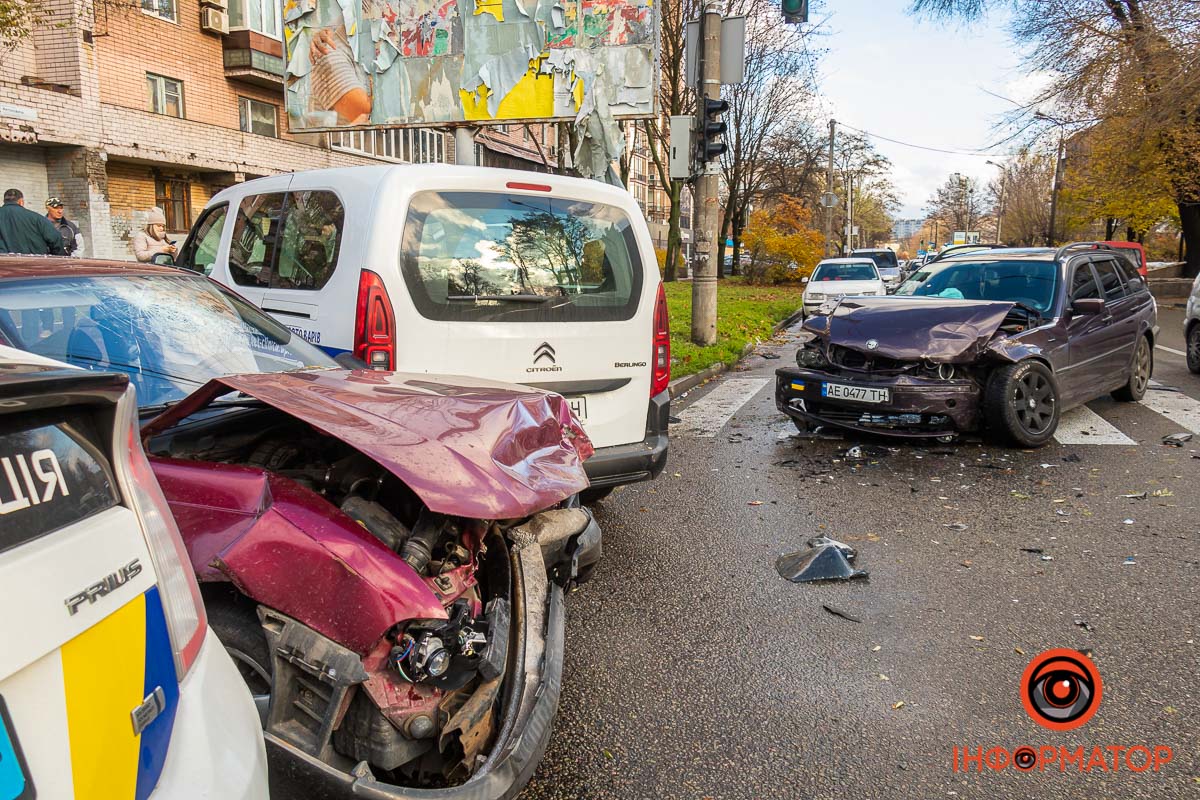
[{"xmin": 796, "ymin": 345, "xmax": 829, "ymax": 369}]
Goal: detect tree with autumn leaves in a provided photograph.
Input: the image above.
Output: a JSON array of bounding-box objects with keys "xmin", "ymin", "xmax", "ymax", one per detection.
[{"xmin": 741, "ymin": 197, "xmax": 824, "ymax": 284}]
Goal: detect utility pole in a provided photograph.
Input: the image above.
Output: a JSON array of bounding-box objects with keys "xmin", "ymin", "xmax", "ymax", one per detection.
[
  {"xmin": 824, "ymin": 119, "xmax": 835, "ymax": 257},
  {"xmin": 987, "ymin": 160, "xmax": 1006, "ymax": 244},
  {"xmin": 690, "ymin": 0, "xmax": 722, "ymax": 346},
  {"xmin": 844, "ymin": 173, "xmax": 854, "ymax": 252}
]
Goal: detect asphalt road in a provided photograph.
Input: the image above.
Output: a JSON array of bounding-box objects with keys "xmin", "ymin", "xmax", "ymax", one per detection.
[{"xmin": 523, "ymin": 306, "xmax": 1199, "ymax": 800}]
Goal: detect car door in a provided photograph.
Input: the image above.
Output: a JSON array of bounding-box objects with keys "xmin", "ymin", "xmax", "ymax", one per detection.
[
  {"xmin": 223, "ymin": 181, "xmax": 291, "ymax": 309},
  {"xmin": 1063, "ymin": 259, "xmax": 1110, "ymax": 403},
  {"xmin": 1092, "ymin": 256, "xmax": 1140, "ymax": 385},
  {"xmin": 176, "ymin": 202, "xmax": 228, "ymax": 277},
  {"xmin": 258, "ymin": 189, "xmax": 346, "ymax": 350}
]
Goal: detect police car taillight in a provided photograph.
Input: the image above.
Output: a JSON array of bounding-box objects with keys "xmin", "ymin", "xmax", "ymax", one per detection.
[{"xmin": 115, "ymin": 390, "xmax": 207, "ymax": 680}]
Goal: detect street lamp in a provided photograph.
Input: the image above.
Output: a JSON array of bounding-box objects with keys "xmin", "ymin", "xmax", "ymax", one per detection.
[
  {"xmin": 986, "ymin": 159, "xmax": 1006, "ymax": 244},
  {"xmin": 1036, "ymin": 112, "xmax": 1068, "ymax": 247}
]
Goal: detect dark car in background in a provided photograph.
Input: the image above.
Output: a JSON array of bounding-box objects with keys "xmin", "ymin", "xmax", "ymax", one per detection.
[
  {"xmin": 0, "ymin": 257, "xmax": 601, "ymax": 799},
  {"xmin": 851, "ymin": 248, "xmax": 902, "ymax": 290},
  {"xmin": 776, "ymin": 245, "xmax": 1158, "ymax": 447}
]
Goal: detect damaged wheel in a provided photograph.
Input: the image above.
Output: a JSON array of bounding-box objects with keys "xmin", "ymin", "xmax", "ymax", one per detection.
[
  {"xmin": 1112, "ymin": 335, "xmax": 1152, "ymax": 402},
  {"xmin": 984, "ymin": 360, "xmax": 1060, "ymax": 448}
]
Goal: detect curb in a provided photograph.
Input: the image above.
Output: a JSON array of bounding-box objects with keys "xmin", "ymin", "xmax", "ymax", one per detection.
[{"xmin": 667, "ymin": 307, "xmax": 803, "ymax": 399}]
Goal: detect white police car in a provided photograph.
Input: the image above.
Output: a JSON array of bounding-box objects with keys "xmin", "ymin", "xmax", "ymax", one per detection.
[{"xmin": 0, "ymin": 346, "xmax": 268, "ymax": 799}]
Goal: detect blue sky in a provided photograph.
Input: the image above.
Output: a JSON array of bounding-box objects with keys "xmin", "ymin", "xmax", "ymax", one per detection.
[{"xmin": 814, "ymin": 0, "xmax": 1041, "ymax": 217}]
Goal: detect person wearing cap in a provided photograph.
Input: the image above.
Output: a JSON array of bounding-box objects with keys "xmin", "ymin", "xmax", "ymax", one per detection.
[
  {"xmin": 0, "ymin": 188, "xmax": 66, "ymax": 255},
  {"xmin": 131, "ymin": 206, "xmax": 177, "ymax": 262},
  {"xmin": 45, "ymin": 197, "xmax": 83, "ymax": 256}
]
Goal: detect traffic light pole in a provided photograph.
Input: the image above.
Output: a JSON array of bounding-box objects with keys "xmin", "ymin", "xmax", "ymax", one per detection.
[{"xmin": 690, "ymin": 0, "xmax": 722, "ymax": 347}]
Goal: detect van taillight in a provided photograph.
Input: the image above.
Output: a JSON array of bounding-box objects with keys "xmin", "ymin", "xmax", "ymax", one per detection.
[
  {"xmin": 354, "ymin": 269, "xmax": 395, "ymax": 370},
  {"xmin": 651, "ymin": 283, "xmax": 671, "ymax": 396}
]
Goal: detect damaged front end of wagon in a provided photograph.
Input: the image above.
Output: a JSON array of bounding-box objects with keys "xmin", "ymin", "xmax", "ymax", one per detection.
[
  {"xmin": 141, "ymin": 369, "xmax": 601, "ymax": 799},
  {"xmin": 775, "ymin": 297, "xmax": 1046, "ymax": 438}
]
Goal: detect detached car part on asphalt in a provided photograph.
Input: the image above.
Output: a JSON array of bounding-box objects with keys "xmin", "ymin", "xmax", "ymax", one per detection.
[
  {"xmin": 0, "ymin": 258, "xmax": 603, "ymax": 799},
  {"xmin": 777, "ymin": 245, "xmax": 1158, "ymax": 447}
]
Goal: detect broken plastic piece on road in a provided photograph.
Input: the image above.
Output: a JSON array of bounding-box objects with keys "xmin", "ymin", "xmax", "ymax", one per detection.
[
  {"xmin": 1074, "ymin": 618, "xmax": 1093, "ymax": 632},
  {"xmin": 944, "ymin": 522, "xmax": 968, "ymax": 531},
  {"xmin": 1122, "ymin": 492, "xmax": 1149, "ymax": 500},
  {"xmin": 871, "ymin": 645, "xmax": 882, "ymax": 652},
  {"xmin": 969, "ymin": 635, "xmax": 984, "ymax": 641},
  {"xmin": 1040, "ymin": 555, "xmax": 1054, "ymax": 561},
  {"xmin": 1122, "ymin": 518, "xmax": 1135, "ymax": 525},
  {"xmin": 806, "ymin": 536, "xmax": 857, "ymax": 561},
  {"xmin": 822, "ymin": 604, "xmax": 863, "ymax": 623},
  {"xmin": 1162, "ymin": 432, "xmax": 1193, "ymax": 446},
  {"xmin": 844, "ymin": 444, "xmax": 892, "ymax": 459},
  {"xmin": 1123, "ymin": 556, "xmax": 1137, "ymax": 565},
  {"xmin": 748, "ymin": 500, "xmax": 764, "ymax": 506},
  {"xmin": 776, "ymin": 545, "xmax": 869, "ymax": 583}
]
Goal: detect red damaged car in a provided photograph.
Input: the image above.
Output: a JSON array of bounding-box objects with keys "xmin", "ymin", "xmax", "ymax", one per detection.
[{"xmin": 0, "ymin": 258, "xmax": 601, "ymax": 798}]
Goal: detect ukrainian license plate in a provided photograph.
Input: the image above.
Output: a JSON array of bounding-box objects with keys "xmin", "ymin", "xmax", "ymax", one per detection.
[
  {"xmin": 822, "ymin": 382, "xmax": 890, "ymax": 404},
  {"xmin": 0, "ymin": 697, "xmax": 33, "ymax": 800},
  {"xmin": 566, "ymin": 396, "xmax": 588, "ymax": 422}
]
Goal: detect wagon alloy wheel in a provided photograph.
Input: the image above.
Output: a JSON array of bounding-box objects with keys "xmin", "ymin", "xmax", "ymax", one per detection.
[
  {"xmin": 983, "ymin": 360, "xmax": 1061, "ymax": 448},
  {"xmin": 1012, "ymin": 371, "xmax": 1055, "ymax": 435},
  {"xmin": 1113, "ymin": 336, "xmax": 1152, "ymax": 402},
  {"xmin": 1188, "ymin": 326, "xmax": 1200, "ymax": 375}
]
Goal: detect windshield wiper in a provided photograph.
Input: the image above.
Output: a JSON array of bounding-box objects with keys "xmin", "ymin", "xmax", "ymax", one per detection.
[{"xmin": 447, "ymin": 294, "xmax": 552, "ymax": 303}]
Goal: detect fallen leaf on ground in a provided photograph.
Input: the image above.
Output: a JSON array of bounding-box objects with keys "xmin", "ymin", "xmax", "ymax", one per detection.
[
  {"xmin": 892, "ymin": 701, "xmax": 905, "ymax": 710},
  {"xmin": 970, "ymin": 635, "xmax": 985, "ymax": 641},
  {"xmin": 748, "ymin": 500, "xmax": 764, "ymax": 506}
]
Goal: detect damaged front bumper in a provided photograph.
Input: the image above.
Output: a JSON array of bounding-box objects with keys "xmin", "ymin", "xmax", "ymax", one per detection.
[
  {"xmin": 262, "ymin": 509, "xmax": 600, "ymax": 800},
  {"xmin": 775, "ymin": 366, "xmax": 982, "ymax": 438}
]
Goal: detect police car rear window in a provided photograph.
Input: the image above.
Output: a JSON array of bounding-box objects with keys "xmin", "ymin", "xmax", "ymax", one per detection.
[
  {"xmin": 401, "ymin": 191, "xmax": 644, "ymax": 323},
  {"xmin": 0, "ymin": 409, "xmax": 119, "ymax": 555}
]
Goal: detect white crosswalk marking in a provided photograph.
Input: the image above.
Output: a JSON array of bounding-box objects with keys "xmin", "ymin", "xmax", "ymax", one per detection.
[
  {"xmin": 1052, "ymin": 406, "xmax": 1136, "ymax": 445},
  {"xmin": 674, "ymin": 378, "xmax": 771, "ymax": 438},
  {"xmin": 1142, "ymin": 383, "xmax": 1200, "ymax": 435},
  {"xmin": 1156, "ymin": 345, "xmax": 1187, "ymax": 358}
]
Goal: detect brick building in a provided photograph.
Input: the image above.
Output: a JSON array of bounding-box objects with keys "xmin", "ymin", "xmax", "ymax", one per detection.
[{"xmin": 0, "ymin": 0, "xmax": 450, "ymax": 259}]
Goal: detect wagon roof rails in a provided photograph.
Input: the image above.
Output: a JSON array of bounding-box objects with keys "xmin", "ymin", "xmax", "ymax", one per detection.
[
  {"xmin": 926, "ymin": 243, "xmax": 1008, "ymax": 264},
  {"xmin": 1054, "ymin": 241, "xmax": 1118, "ymax": 261}
]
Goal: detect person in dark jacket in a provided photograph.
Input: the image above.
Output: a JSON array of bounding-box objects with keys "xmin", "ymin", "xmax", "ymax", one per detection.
[
  {"xmin": 45, "ymin": 197, "xmax": 83, "ymax": 255},
  {"xmin": 0, "ymin": 188, "xmax": 66, "ymax": 255}
]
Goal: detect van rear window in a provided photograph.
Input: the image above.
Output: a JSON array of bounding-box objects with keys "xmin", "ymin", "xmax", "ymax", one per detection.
[
  {"xmin": 401, "ymin": 191, "xmax": 644, "ymax": 322},
  {"xmin": 0, "ymin": 409, "xmax": 119, "ymax": 554}
]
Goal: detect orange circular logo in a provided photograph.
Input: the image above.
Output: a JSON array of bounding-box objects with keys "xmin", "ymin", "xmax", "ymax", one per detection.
[{"xmin": 1021, "ymin": 649, "xmax": 1102, "ymax": 731}]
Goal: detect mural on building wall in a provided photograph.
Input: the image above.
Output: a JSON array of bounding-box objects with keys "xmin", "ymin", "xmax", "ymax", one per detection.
[{"xmin": 282, "ymin": 0, "xmax": 658, "ymax": 177}]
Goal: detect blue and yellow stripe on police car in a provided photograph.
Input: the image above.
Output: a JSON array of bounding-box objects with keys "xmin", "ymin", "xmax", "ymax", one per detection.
[{"xmin": 60, "ymin": 586, "xmax": 179, "ymax": 800}]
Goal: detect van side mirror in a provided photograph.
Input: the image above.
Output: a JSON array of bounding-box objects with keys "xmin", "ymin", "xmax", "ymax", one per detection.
[
  {"xmin": 150, "ymin": 252, "xmax": 176, "ymax": 267},
  {"xmin": 1072, "ymin": 298, "xmax": 1105, "ymax": 315}
]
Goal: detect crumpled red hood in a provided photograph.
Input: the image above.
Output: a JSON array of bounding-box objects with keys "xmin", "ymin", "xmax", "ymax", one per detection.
[
  {"xmin": 142, "ymin": 369, "xmax": 593, "ymax": 519},
  {"xmin": 804, "ymin": 297, "xmax": 1018, "ymax": 363}
]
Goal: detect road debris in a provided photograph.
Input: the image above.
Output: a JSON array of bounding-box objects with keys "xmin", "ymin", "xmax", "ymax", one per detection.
[
  {"xmin": 871, "ymin": 645, "xmax": 882, "ymax": 652},
  {"xmin": 1122, "ymin": 492, "xmax": 1149, "ymax": 500},
  {"xmin": 1020, "ymin": 547, "xmax": 1044, "ymax": 555},
  {"xmin": 821, "ymin": 604, "xmax": 863, "ymax": 623},
  {"xmin": 1074, "ymin": 618, "xmax": 1093, "ymax": 632},
  {"xmin": 748, "ymin": 500, "xmax": 764, "ymax": 506},
  {"xmin": 776, "ymin": 539, "xmax": 869, "ymax": 584},
  {"xmin": 1123, "ymin": 556, "xmax": 1137, "ymax": 565},
  {"xmin": 759, "ymin": 352, "xmax": 782, "ymax": 360},
  {"xmin": 806, "ymin": 536, "xmax": 857, "ymax": 561},
  {"xmin": 1162, "ymin": 432, "xmax": 1193, "ymax": 446},
  {"xmin": 892, "ymin": 701, "xmax": 905, "ymax": 710},
  {"xmin": 844, "ymin": 444, "xmax": 892, "ymax": 459},
  {"xmin": 1062, "ymin": 453, "xmax": 1082, "ymax": 463},
  {"xmin": 1015, "ymin": 647, "xmax": 1025, "ymax": 655},
  {"xmin": 944, "ymin": 522, "xmax": 969, "ymax": 531},
  {"xmin": 969, "ymin": 635, "xmax": 984, "ymax": 641},
  {"xmin": 1122, "ymin": 518, "xmax": 1135, "ymax": 525},
  {"xmin": 1151, "ymin": 488, "xmax": 1174, "ymax": 497}
]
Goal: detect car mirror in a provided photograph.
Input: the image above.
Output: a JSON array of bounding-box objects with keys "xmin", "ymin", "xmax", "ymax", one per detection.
[
  {"xmin": 1072, "ymin": 298, "xmax": 1106, "ymax": 315},
  {"xmin": 150, "ymin": 252, "xmax": 175, "ymax": 267},
  {"xmin": 801, "ymin": 276, "xmax": 810, "ymax": 284}
]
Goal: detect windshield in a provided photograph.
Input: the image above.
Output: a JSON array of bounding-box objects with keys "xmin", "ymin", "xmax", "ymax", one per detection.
[
  {"xmin": 401, "ymin": 191, "xmax": 643, "ymax": 323},
  {"xmin": 0, "ymin": 272, "xmax": 336, "ymax": 408},
  {"xmin": 852, "ymin": 250, "xmax": 898, "ymax": 270},
  {"xmin": 899, "ymin": 259, "xmax": 1059, "ymax": 312},
  {"xmin": 812, "ymin": 263, "xmax": 879, "ymax": 282}
]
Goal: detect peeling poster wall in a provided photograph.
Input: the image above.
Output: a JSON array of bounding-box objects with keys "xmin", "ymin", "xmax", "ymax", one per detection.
[{"xmin": 282, "ymin": 0, "xmax": 658, "ymax": 177}]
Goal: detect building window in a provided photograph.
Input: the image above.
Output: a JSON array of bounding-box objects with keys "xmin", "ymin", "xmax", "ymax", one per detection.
[
  {"xmin": 229, "ymin": 0, "xmax": 281, "ymax": 38},
  {"xmin": 147, "ymin": 74, "xmax": 184, "ymax": 118},
  {"xmin": 155, "ymin": 178, "xmax": 191, "ymax": 232},
  {"xmin": 140, "ymin": 0, "xmax": 177, "ymax": 22},
  {"xmin": 330, "ymin": 129, "xmax": 445, "ymax": 164},
  {"xmin": 239, "ymin": 97, "xmax": 278, "ymax": 137}
]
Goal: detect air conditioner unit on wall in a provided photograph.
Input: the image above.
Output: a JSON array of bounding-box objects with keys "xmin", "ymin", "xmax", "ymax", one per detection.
[
  {"xmin": 200, "ymin": 7, "xmax": 229, "ymax": 34},
  {"xmin": 200, "ymin": 0, "xmax": 228, "ymax": 9}
]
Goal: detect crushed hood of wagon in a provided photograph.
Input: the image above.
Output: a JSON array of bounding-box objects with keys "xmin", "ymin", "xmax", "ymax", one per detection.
[
  {"xmin": 141, "ymin": 369, "xmax": 594, "ymax": 520},
  {"xmin": 802, "ymin": 297, "xmax": 1026, "ymax": 364}
]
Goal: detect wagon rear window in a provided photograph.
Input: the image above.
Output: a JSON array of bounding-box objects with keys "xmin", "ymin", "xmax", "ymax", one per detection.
[{"xmin": 401, "ymin": 191, "xmax": 644, "ymax": 323}]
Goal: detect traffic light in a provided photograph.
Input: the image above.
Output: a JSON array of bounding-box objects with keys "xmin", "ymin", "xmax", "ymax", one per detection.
[
  {"xmin": 782, "ymin": 0, "xmax": 808, "ymax": 24},
  {"xmin": 698, "ymin": 98, "xmax": 729, "ymax": 163}
]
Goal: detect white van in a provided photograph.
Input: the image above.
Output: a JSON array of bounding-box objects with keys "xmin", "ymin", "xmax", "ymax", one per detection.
[
  {"xmin": 0, "ymin": 347, "xmax": 268, "ymax": 799},
  {"xmin": 174, "ymin": 165, "xmax": 669, "ymax": 498}
]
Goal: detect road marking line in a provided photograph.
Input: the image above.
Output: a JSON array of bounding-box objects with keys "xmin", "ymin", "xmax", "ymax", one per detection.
[
  {"xmin": 1156, "ymin": 345, "xmax": 1187, "ymax": 358},
  {"xmin": 1054, "ymin": 406, "xmax": 1136, "ymax": 445},
  {"xmin": 673, "ymin": 378, "xmax": 771, "ymax": 438},
  {"xmin": 1142, "ymin": 382, "xmax": 1200, "ymax": 434}
]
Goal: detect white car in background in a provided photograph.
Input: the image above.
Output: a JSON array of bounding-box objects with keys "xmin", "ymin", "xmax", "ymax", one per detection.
[
  {"xmin": 0, "ymin": 345, "xmax": 269, "ymax": 800},
  {"xmin": 802, "ymin": 258, "xmax": 888, "ymax": 317}
]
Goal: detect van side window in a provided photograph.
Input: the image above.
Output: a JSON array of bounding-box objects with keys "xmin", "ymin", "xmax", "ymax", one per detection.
[
  {"xmin": 229, "ymin": 193, "xmax": 285, "ymax": 288},
  {"xmin": 273, "ymin": 191, "xmax": 344, "ymax": 290},
  {"xmin": 1093, "ymin": 258, "xmax": 1126, "ymax": 302},
  {"xmin": 178, "ymin": 203, "xmax": 227, "ymax": 276}
]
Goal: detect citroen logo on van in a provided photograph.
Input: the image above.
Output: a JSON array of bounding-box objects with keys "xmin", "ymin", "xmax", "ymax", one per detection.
[{"xmin": 533, "ymin": 342, "xmax": 556, "ymax": 365}]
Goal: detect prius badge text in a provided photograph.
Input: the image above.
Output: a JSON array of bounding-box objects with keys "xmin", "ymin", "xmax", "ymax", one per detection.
[{"xmin": 66, "ymin": 559, "xmax": 143, "ymax": 615}]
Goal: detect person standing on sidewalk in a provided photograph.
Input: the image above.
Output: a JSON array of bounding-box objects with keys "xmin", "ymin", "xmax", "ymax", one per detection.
[
  {"xmin": 0, "ymin": 188, "xmax": 67, "ymax": 255},
  {"xmin": 45, "ymin": 197, "xmax": 83, "ymax": 256},
  {"xmin": 131, "ymin": 206, "xmax": 177, "ymax": 262}
]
